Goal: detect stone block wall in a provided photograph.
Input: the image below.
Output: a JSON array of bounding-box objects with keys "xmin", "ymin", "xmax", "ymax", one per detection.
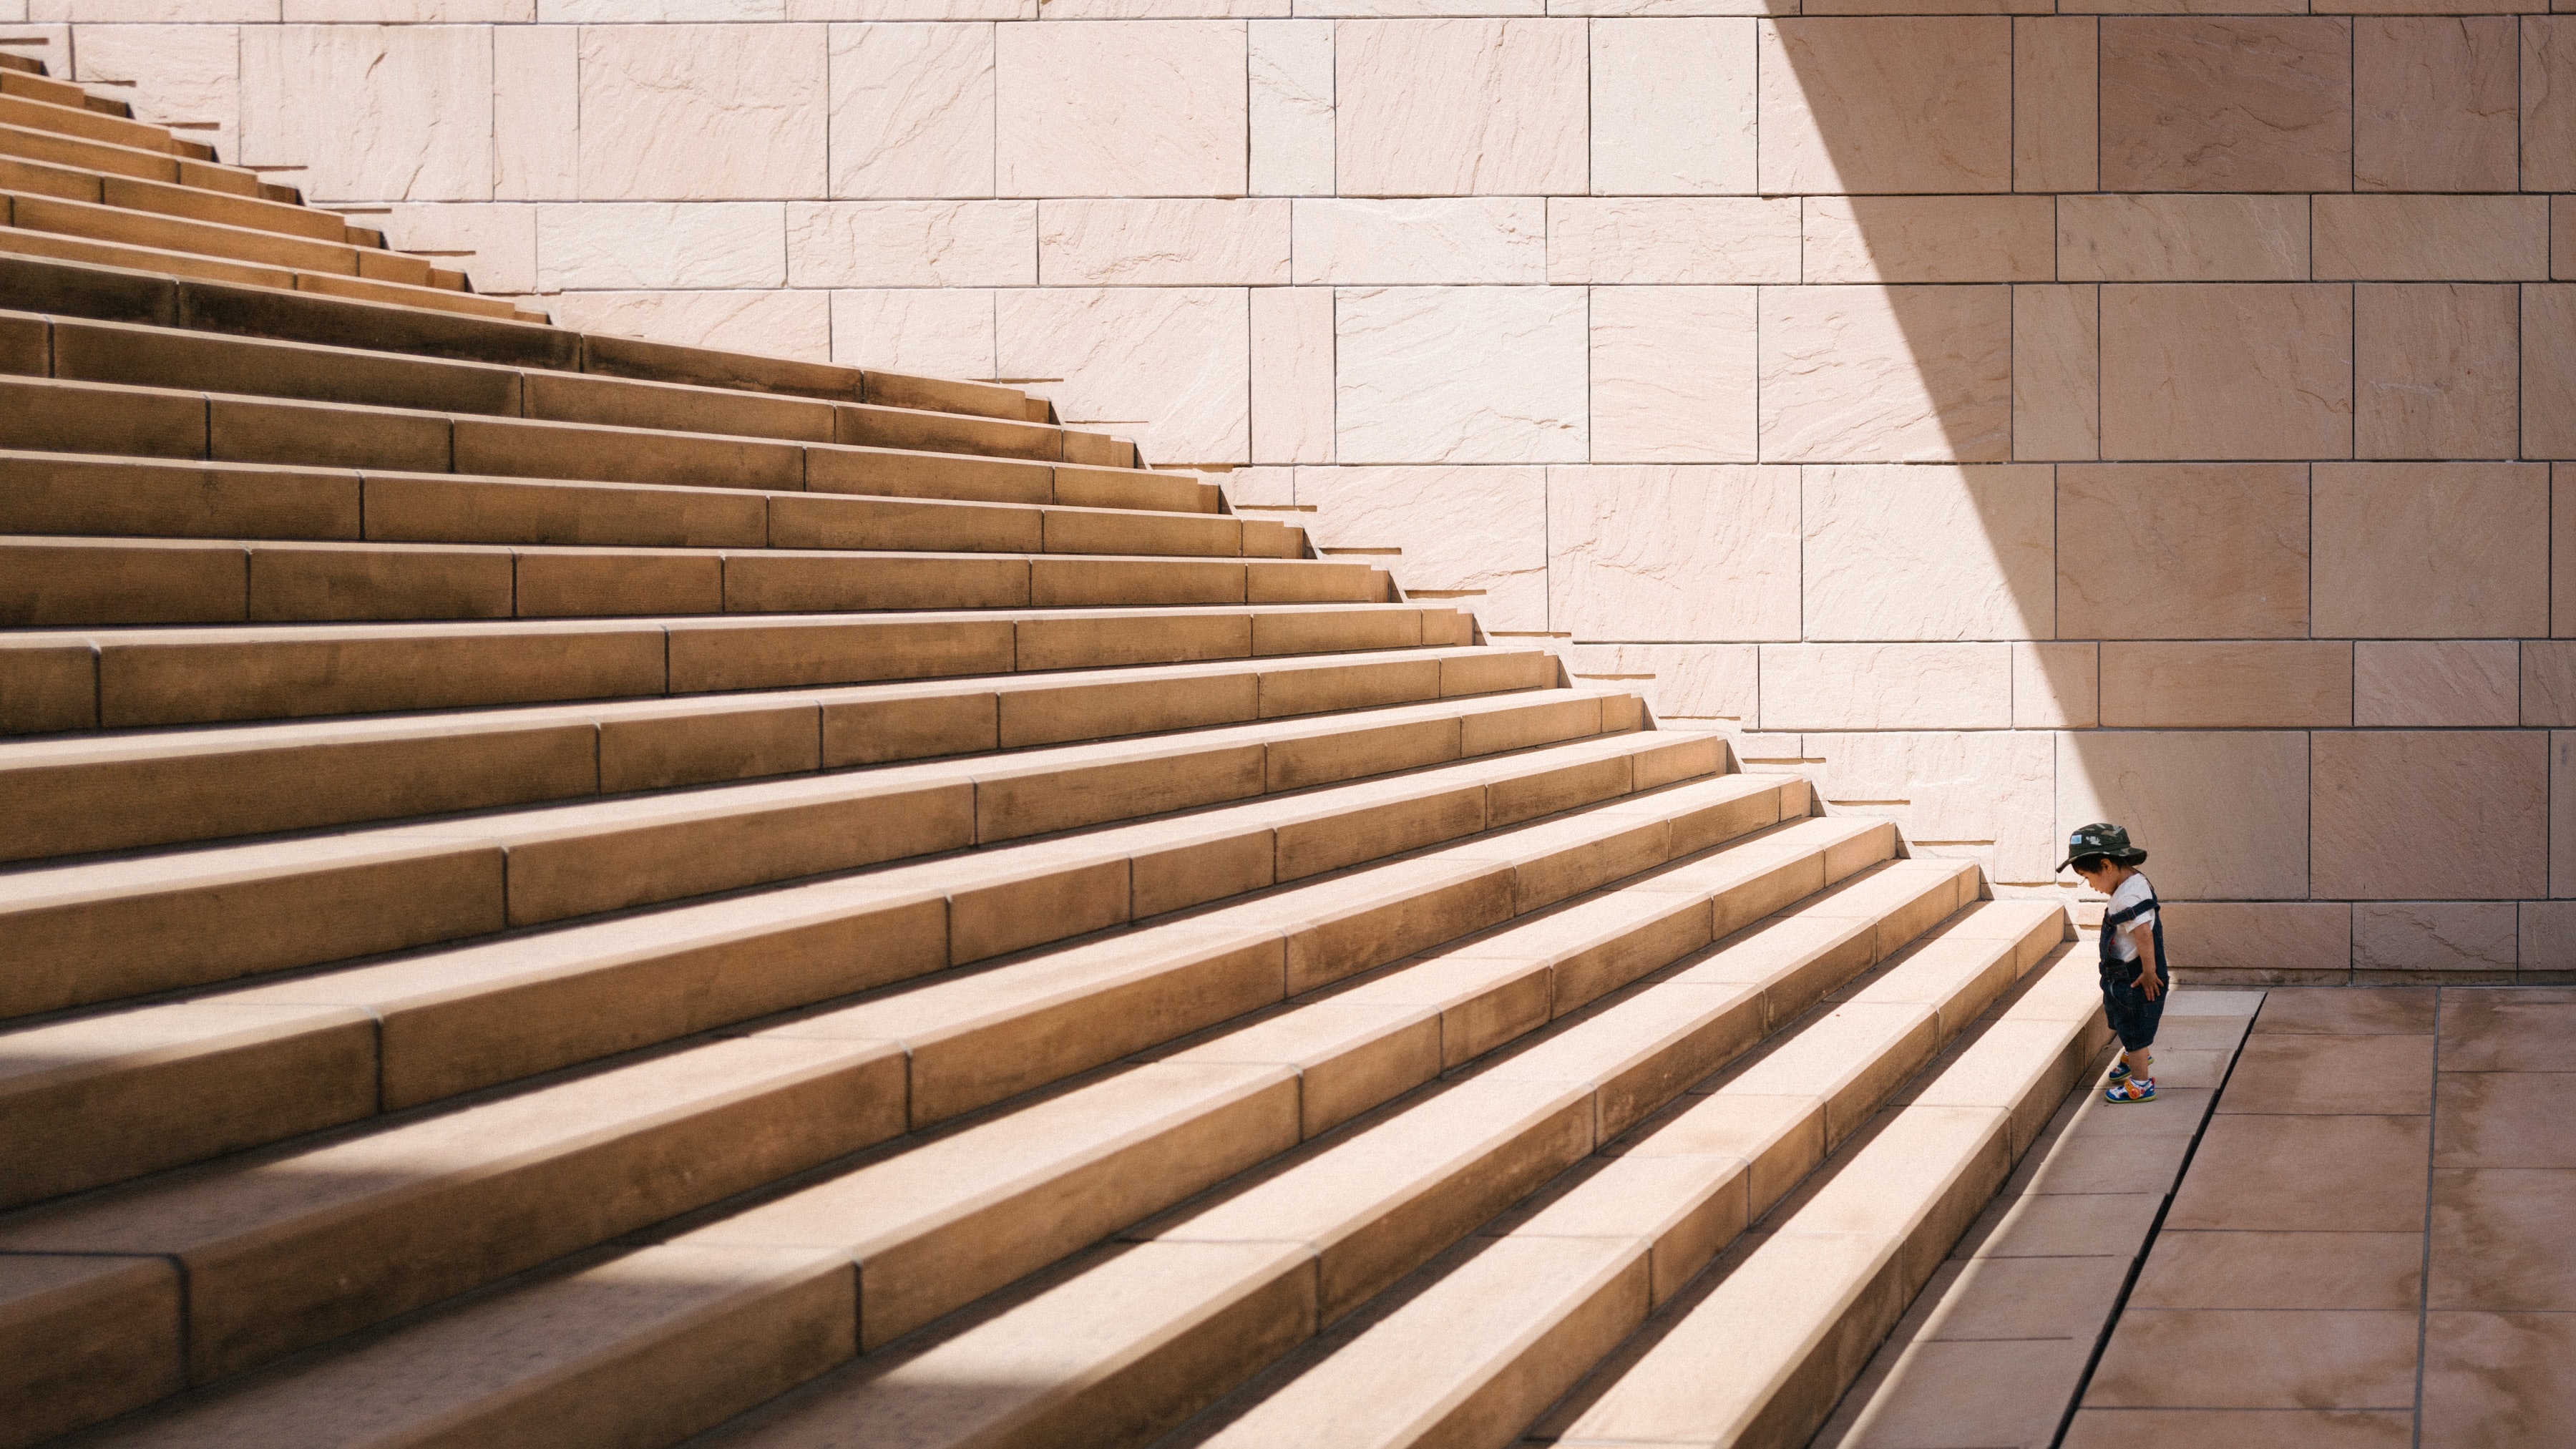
[{"xmin": 5, "ymin": 4, "xmax": 2572, "ymax": 981}]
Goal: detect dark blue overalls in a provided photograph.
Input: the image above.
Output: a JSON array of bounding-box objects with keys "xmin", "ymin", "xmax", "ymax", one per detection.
[{"xmin": 2099, "ymin": 875, "xmax": 2171, "ymax": 1053}]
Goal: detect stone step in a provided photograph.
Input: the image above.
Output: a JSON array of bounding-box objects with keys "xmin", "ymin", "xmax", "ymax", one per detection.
[
  {"xmin": 0, "ymin": 152, "xmax": 351, "ymax": 243},
  {"xmin": 0, "ymin": 643, "xmax": 1511, "ymax": 862},
  {"xmin": 0, "ymin": 375, "xmax": 1209, "ymax": 512},
  {"xmin": 0, "ymin": 54, "xmax": 44, "ymax": 77},
  {"xmin": 0, "ymin": 90, "xmax": 210, "ymax": 160},
  {"xmin": 1178, "ymin": 899, "xmax": 2072, "ymax": 1449},
  {"xmin": 2, "ymin": 188, "xmax": 434, "ymax": 284},
  {"xmin": 0, "ymin": 760, "xmax": 1775, "ymax": 1443},
  {"xmin": 1538, "ymin": 945, "xmax": 2105, "ymax": 1449},
  {"xmin": 0, "ymin": 728, "xmax": 1737, "ymax": 1219},
  {"xmin": 1, "ymin": 232, "xmax": 532, "ymax": 321},
  {"xmin": 0, "ymin": 68, "xmax": 104, "ymax": 114},
  {"xmin": 0, "ymin": 536, "xmax": 1382, "ymax": 628},
  {"xmin": 0, "ymin": 681, "xmax": 1621, "ymax": 1021},
  {"xmin": 0, "ymin": 452, "xmax": 1296, "ymax": 559},
  {"xmin": 29, "ymin": 790, "xmax": 1880, "ymax": 1449}
]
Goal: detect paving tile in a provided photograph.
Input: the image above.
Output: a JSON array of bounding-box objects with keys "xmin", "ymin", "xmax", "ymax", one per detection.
[
  {"xmin": 2161, "ymin": 988, "xmax": 2267, "ymax": 1019},
  {"xmin": 1913, "ymin": 1254, "xmax": 2132, "ymax": 1342},
  {"xmin": 2421, "ymin": 1310, "xmax": 2576, "ymax": 1448},
  {"xmin": 2064, "ymin": 1088, "xmax": 2211, "ymax": 1138},
  {"xmin": 2434, "ymin": 1072, "xmax": 2576, "ymax": 1168},
  {"xmin": 1955, "ymin": 1191, "xmax": 2162, "ymax": 1260},
  {"xmin": 2150, "ymin": 1018, "xmax": 2257, "ymax": 1053},
  {"xmin": 2218, "ymin": 1035, "xmax": 2435, "ymax": 1116},
  {"xmin": 2436, "ymin": 988, "xmax": 2576, "ymax": 1070},
  {"xmin": 2023, "ymin": 1132, "xmax": 2193, "ymax": 1196},
  {"xmin": 2140, "ymin": 1047, "xmax": 2233, "ymax": 1090},
  {"xmin": 2255, "ymin": 987, "xmax": 2437, "ymax": 1036},
  {"xmin": 1823, "ymin": 1335, "xmax": 2094, "ymax": 1449},
  {"xmin": 2065, "ymin": 1408, "xmax": 2414, "ymax": 1448},
  {"xmin": 2128, "ymin": 1231, "xmax": 2423, "ymax": 1311},
  {"xmin": 2166, "ymin": 1116, "xmax": 2431, "ymax": 1232},
  {"xmin": 2084, "ymin": 1309, "xmax": 2420, "ymax": 1410},
  {"xmin": 2429, "ymin": 1168, "xmax": 2576, "ymax": 1310}
]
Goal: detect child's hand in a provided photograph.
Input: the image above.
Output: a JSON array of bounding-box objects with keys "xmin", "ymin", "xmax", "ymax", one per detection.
[{"xmin": 2133, "ymin": 966, "xmax": 2161, "ymax": 1002}]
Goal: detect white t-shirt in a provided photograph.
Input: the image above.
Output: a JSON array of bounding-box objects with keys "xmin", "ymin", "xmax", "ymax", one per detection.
[{"xmin": 2104, "ymin": 873, "xmax": 2157, "ymax": 962}]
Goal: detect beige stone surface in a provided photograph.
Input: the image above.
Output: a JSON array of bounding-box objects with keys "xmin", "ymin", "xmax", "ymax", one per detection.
[
  {"xmin": 2353, "ymin": 902, "xmax": 2519, "ymax": 977},
  {"xmin": 384, "ymin": 203, "xmax": 537, "ymax": 294},
  {"xmin": 1802, "ymin": 197, "xmax": 2051, "ymax": 284},
  {"xmin": 1335, "ymin": 287, "xmax": 1586, "ymax": 464},
  {"xmin": 2355, "ymin": 285, "xmax": 2520, "ymax": 461},
  {"xmin": 2101, "ymin": 17, "xmax": 2352, "ymax": 192},
  {"xmin": 2057, "ymin": 195, "xmax": 2307, "ymax": 283},
  {"xmin": 550, "ymin": 291, "xmax": 831, "ymax": 362},
  {"xmin": 2163, "ymin": 902, "xmax": 2351, "ymax": 976},
  {"xmin": 995, "ymin": 21, "xmax": 1246, "ymax": 197},
  {"xmin": 2527, "ymin": 288, "xmax": 2576, "ymax": 461},
  {"xmin": 2355, "ymin": 17, "xmax": 2517, "ymax": 192},
  {"xmin": 240, "ymin": 24, "xmax": 494, "ymax": 201},
  {"xmin": 997, "ymin": 288, "xmax": 1249, "ymax": 464},
  {"xmin": 1810, "ymin": 730, "xmax": 2056, "ymax": 882},
  {"xmin": 1760, "ymin": 644, "xmax": 2010, "ymax": 731},
  {"xmin": 826, "ymin": 21, "xmax": 993, "ymax": 199},
  {"xmin": 2099, "ymin": 285, "xmax": 2353, "ymax": 462},
  {"xmin": 830, "ymin": 288, "xmax": 994, "ymax": 381},
  {"xmin": 1250, "ymin": 286, "xmax": 1333, "ymax": 465},
  {"xmin": 1587, "ymin": 287, "xmax": 1757, "ymax": 463},
  {"xmin": 1760, "ymin": 286, "xmax": 2012, "ymax": 463},
  {"xmin": 1035, "ymin": 200, "xmax": 1287, "ymax": 286},
  {"xmin": 2057, "ymin": 464, "xmax": 2308, "ymax": 639},
  {"xmin": 2355, "ymin": 642, "xmax": 2519, "ymax": 728},
  {"xmin": 1249, "ymin": 19, "xmax": 1332, "ymax": 196},
  {"xmin": 492, "ymin": 22, "xmax": 577, "ymax": 198},
  {"xmin": 1757, "ymin": 18, "xmax": 2011, "ymax": 193},
  {"xmin": 2099, "ymin": 642, "xmax": 2353, "ymax": 728},
  {"xmin": 1544, "ymin": 198, "xmax": 1799, "ymax": 285},
  {"xmin": 2557, "ymin": 734, "xmax": 2576, "ymax": 899},
  {"xmin": 1591, "ymin": 18, "xmax": 1756, "ymax": 194},
  {"xmin": 782, "ymin": 201, "xmax": 1033, "ymax": 288},
  {"xmin": 1335, "ymin": 19, "xmax": 1586, "ymax": 196},
  {"xmin": 1292, "ymin": 200, "xmax": 1543, "ymax": 285},
  {"xmin": 2059, "ymin": 731, "xmax": 2310, "ymax": 898},
  {"xmin": 2313, "ymin": 464, "xmax": 2547, "ymax": 638},
  {"xmin": 1563, "ymin": 643, "xmax": 1758, "ymax": 724},
  {"xmin": 2016, "ymin": 16, "xmax": 2097, "ymax": 192},
  {"xmin": 535, "ymin": 203, "xmax": 786, "ymax": 290},
  {"xmin": 73, "ymin": 23, "xmax": 241, "ymax": 160},
  {"xmin": 573, "ymin": 24, "xmax": 824, "ymax": 200},
  {"xmin": 1546, "ymin": 465, "xmax": 1797, "ymax": 640},
  {"xmin": 1802, "ymin": 464, "xmax": 2054, "ymax": 640},
  {"xmin": 2316, "ymin": 196, "xmax": 2549, "ymax": 283},
  {"xmin": 2313, "ymin": 731, "xmax": 2547, "ymax": 900},
  {"xmin": 2014, "ymin": 283, "xmax": 2099, "ymax": 462},
  {"xmin": 1300, "ymin": 467, "xmax": 1547, "ymax": 630},
  {"xmin": 2526, "ymin": 18, "xmax": 2576, "ymax": 192},
  {"xmin": 2016, "ymin": 642, "xmax": 2099, "ymax": 728}
]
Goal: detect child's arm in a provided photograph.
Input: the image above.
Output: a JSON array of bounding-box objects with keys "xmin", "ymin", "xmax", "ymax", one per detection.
[{"xmin": 2128, "ymin": 919, "xmax": 2162, "ymax": 1001}]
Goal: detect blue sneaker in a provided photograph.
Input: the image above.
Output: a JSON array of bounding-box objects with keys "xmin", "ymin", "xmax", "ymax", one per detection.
[{"xmin": 2104, "ymin": 1076, "xmax": 2156, "ymax": 1104}]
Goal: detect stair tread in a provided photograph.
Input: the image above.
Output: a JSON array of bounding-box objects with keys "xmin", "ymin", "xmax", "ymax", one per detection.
[
  {"xmin": 0, "ymin": 152, "xmax": 349, "ymax": 242},
  {"xmin": 0, "ymin": 233, "xmax": 521, "ymax": 320}
]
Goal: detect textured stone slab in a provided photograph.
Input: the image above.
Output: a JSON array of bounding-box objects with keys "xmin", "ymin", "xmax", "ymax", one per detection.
[
  {"xmin": 1802, "ymin": 464, "xmax": 2053, "ymax": 640},
  {"xmin": 2058, "ymin": 195, "xmax": 2307, "ymax": 282},
  {"xmin": 2014, "ymin": 283, "xmax": 2099, "ymax": 462},
  {"xmin": 1760, "ymin": 286, "xmax": 2011, "ymax": 463},
  {"xmin": 240, "ymin": 24, "xmax": 493, "ymax": 202},
  {"xmin": 2015, "ymin": 16, "xmax": 2097, "ymax": 192},
  {"xmin": 1302, "ymin": 466, "xmax": 1548, "ymax": 632},
  {"xmin": 2316, "ymin": 195, "xmax": 2550, "ymax": 281},
  {"xmin": 1591, "ymin": 16, "xmax": 1755, "ymax": 194},
  {"xmin": 827, "ymin": 21, "xmax": 994, "ymax": 198},
  {"xmin": 1038, "ymin": 199, "xmax": 1288, "ymax": 286},
  {"xmin": 575, "ymin": 24, "xmax": 826, "ymax": 200},
  {"xmin": 1587, "ymin": 286, "xmax": 1757, "ymax": 462},
  {"xmin": 2355, "ymin": 284, "xmax": 2520, "ymax": 461},
  {"xmin": 72, "ymin": 22, "xmax": 240, "ymax": 161},
  {"xmin": 1546, "ymin": 197, "xmax": 1798, "ymax": 284},
  {"xmin": 2313, "ymin": 463, "xmax": 2547, "ymax": 638},
  {"xmin": 552, "ymin": 291, "xmax": 831, "ymax": 362},
  {"xmin": 1563, "ymin": 643, "xmax": 1758, "ymax": 724},
  {"xmin": 1249, "ymin": 19, "xmax": 1332, "ymax": 195},
  {"xmin": 1547, "ymin": 464, "xmax": 1798, "ymax": 640},
  {"xmin": 1760, "ymin": 644, "xmax": 2010, "ymax": 731},
  {"xmin": 2356, "ymin": 16, "xmax": 2517, "ymax": 192},
  {"xmin": 1808, "ymin": 730, "xmax": 2056, "ymax": 884},
  {"xmin": 2100, "ymin": 284, "xmax": 2351, "ymax": 462},
  {"xmin": 2313, "ymin": 731, "xmax": 2547, "ymax": 901},
  {"xmin": 2522, "ymin": 18, "xmax": 2576, "ymax": 193},
  {"xmin": 535, "ymin": 203, "xmax": 786, "ymax": 291},
  {"xmin": 829, "ymin": 288, "xmax": 995, "ymax": 381},
  {"xmin": 2015, "ymin": 642, "xmax": 2098, "ymax": 728},
  {"xmin": 2059, "ymin": 731, "xmax": 2309, "ymax": 899},
  {"xmin": 2057, "ymin": 464, "xmax": 2308, "ymax": 640},
  {"xmin": 1249, "ymin": 286, "xmax": 1332, "ymax": 465},
  {"xmin": 2100, "ymin": 17, "xmax": 2352, "ymax": 192},
  {"xmin": 996, "ymin": 288, "xmax": 1248, "ymax": 464},
  {"xmin": 1293, "ymin": 200, "xmax": 1543, "ymax": 285},
  {"xmin": 1335, "ymin": 19, "xmax": 1586, "ymax": 196},
  {"xmin": 1758, "ymin": 17, "xmax": 2011, "ymax": 193},
  {"xmin": 2099, "ymin": 642, "xmax": 2352, "ymax": 728},
  {"xmin": 2354, "ymin": 902, "xmax": 2519, "ymax": 978},
  {"xmin": 2162, "ymin": 902, "xmax": 2351, "ymax": 977},
  {"xmin": 786, "ymin": 201, "xmax": 1034, "ymax": 288},
  {"xmin": 995, "ymin": 20, "xmax": 1246, "ymax": 197},
  {"xmin": 1805, "ymin": 196, "xmax": 2051, "ymax": 283},
  {"xmin": 1334, "ymin": 287, "xmax": 1585, "ymax": 465},
  {"xmin": 494, "ymin": 23, "xmax": 577, "ymax": 199},
  {"xmin": 2355, "ymin": 641, "xmax": 2518, "ymax": 727}
]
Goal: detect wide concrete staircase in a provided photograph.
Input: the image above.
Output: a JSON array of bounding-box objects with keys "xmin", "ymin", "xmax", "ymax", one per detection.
[{"xmin": 0, "ymin": 56, "xmax": 2109, "ymax": 1449}]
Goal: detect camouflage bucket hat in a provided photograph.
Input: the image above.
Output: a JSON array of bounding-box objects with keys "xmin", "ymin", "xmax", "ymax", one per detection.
[{"xmin": 2058, "ymin": 821, "xmax": 2148, "ymax": 872}]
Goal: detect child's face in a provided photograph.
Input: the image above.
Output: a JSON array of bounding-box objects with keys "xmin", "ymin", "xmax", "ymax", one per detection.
[{"xmin": 2074, "ymin": 859, "xmax": 2109, "ymax": 888}]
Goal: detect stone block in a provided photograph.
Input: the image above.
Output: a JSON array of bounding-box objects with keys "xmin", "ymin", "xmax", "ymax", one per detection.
[
  {"xmin": 2057, "ymin": 195, "xmax": 2308, "ymax": 282},
  {"xmin": 995, "ymin": 21, "xmax": 1246, "ymax": 197},
  {"xmin": 2355, "ymin": 18, "xmax": 2517, "ymax": 192},
  {"xmin": 73, "ymin": 23, "xmax": 240, "ymax": 161},
  {"xmin": 784, "ymin": 202, "xmax": 1034, "ymax": 288},
  {"xmin": 997, "ymin": 288, "xmax": 1248, "ymax": 464},
  {"xmin": 2014, "ymin": 283, "xmax": 2099, "ymax": 462},
  {"xmin": 1563, "ymin": 643, "xmax": 1758, "ymax": 724},
  {"xmin": 2015, "ymin": 17, "xmax": 2097, "ymax": 192},
  {"xmin": 240, "ymin": 24, "xmax": 493, "ymax": 202},
  {"xmin": 2100, "ymin": 18, "xmax": 2351, "ymax": 192},
  {"xmin": 1302, "ymin": 467, "xmax": 1547, "ymax": 632},
  {"xmin": 2560, "ymin": 200, "xmax": 2576, "ymax": 281},
  {"xmin": 2099, "ymin": 642, "xmax": 2353, "ymax": 728},
  {"xmin": 2353, "ymin": 902, "xmax": 2518, "ymax": 978},
  {"xmin": 575, "ymin": 24, "xmax": 825, "ymax": 200},
  {"xmin": 2315, "ymin": 195, "xmax": 2549, "ymax": 281},
  {"xmin": 1591, "ymin": 18, "xmax": 1755, "ymax": 194},
  {"xmin": 1038, "ymin": 200, "xmax": 1288, "ymax": 286},
  {"xmin": 2313, "ymin": 463, "xmax": 2547, "ymax": 638},
  {"xmin": 2522, "ymin": 902, "xmax": 2576, "ymax": 976},
  {"xmin": 1335, "ymin": 287, "xmax": 1586, "ymax": 464},
  {"xmin": 1544, "ymin": 198, "xmax": 1799, "ymax": 285},
  {"xmin": 1802, "ymin": 197, "xmax": 2052, "ymax": 283},
  {"xmin": 1546, "ymin": 465, "xmax": 1800, "ymax": 640},
  {"xmin": 2354, "ymin": 642, "xmax": 2519, "ymax": 727},
  {"xmin": 384, "ymin": 203, "xmax": 538, "ymax": 295},
  {"xmin": 2527, "ymin": 19, "xmax": 2576, "ymax": 192},
  {"xmin": 1587, "ymin": 286, "xmax": 1757, "ymax": 463},
  {"xmin": 535, "ymin": 203, "xmax": 786, "ymax": 290},
  {"xmin": 830, "ymin": 288, "xmax": 995, "ymax": 380},
  {"xmin": 2058, "ymin": 731, "xmax": 2310, "ymax": 899},
  {"xmin": 2016, "ymin": 642, "xmax": 2099, "ymax": 728},
  {"xmin": 1759, "ymin": 644, "xmax": 2011, "ymax": 731},
  {"xmin": 1757, "ymin": 18, "xmax": 2011, "ymax": 193},
  {"xmin": 2312, "ymin": 731, "xmax": 2545, "ymax": 900},
  {"xmin": 2530, "ymin": 645, "xmax": 2576, "ymax": 727},
  {"xmin": 2099, "ymin": 285, "xmax": 2351, "ymax": 462},
  {"xmin": 2560, "ymin": 468, "xmax": 2576, "ymax": 635},
  {"xmin": 1249, "ymin": 19, "xmax": 1332, "ymax": 195},
  {"xmin": 2355, "ymin": 284, "xmax": 2519, "ymax": 461},
  {"xmin": 550, "ymin": 291, "xmax": 832, "ymax": 362},
  {"xmin": 2163, "ymin": 902, "xmax": 2351, "ymax": 976},
  {"xmin": 494, "ymin": 23, "xmax": 577, "ymax": 199},
  {"xmin": 1293, "ymin": 200, "xmax": 1543, "ymax": 285},
  {"xmin": 1250, "ymin": 286, "xmax": 1332, "ymax": 464},
  {"xmin": 1802, "ymin": 464, "xmax": 2054, "ymax": 640},
  {"xmin": 1810, "ymin": 729, "xmax": 2056, "ymax": 883},
  {"xmin": 827, "ymin": 21, "xmax": 993, "ymax": 198},
  {"xmin": 1758, "ymin": 286, "xmax": 2012, "ymax": 463},
  {"xmin": 2528, "ymin": 288, "xmax": 2576, "ymax": 460},
  {"xmin": 2560, "ymin": 733, "xmax": 2576, "ymax": 897},
  {"xmin": 1335, "ymin": 19, "xmax": 1586, "ymax": 196}
]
